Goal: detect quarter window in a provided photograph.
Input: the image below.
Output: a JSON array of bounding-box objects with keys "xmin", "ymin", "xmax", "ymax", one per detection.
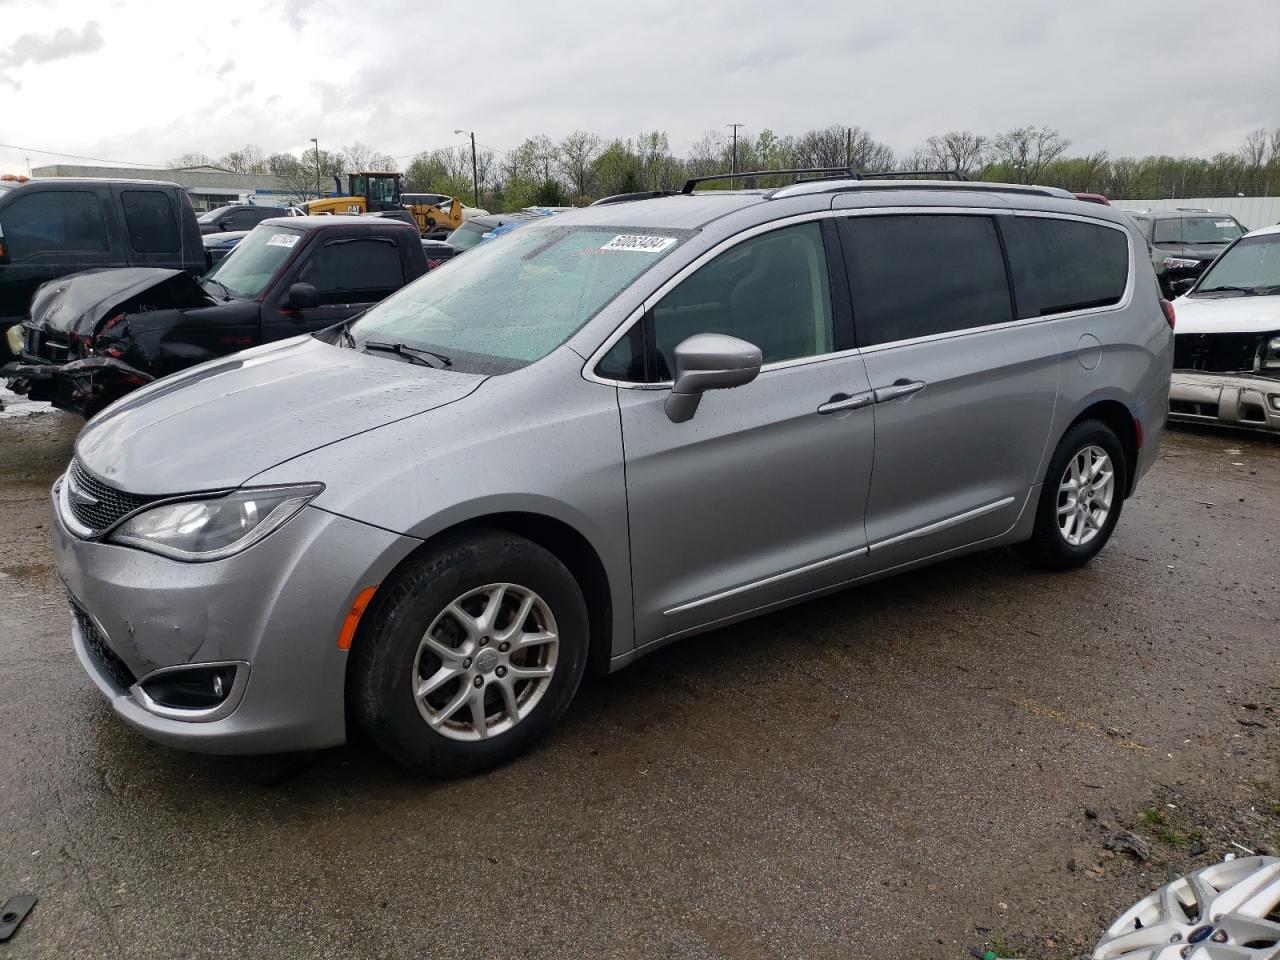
[
  {"xmin": 121, "ymin": 190, "xmax": 180, "ymax": 253},
  {"xmin": 838, "ymin": 215, "xmax": 1013, "ymax": 347},
  {"xmin": 1004, "ymin": 216, "xmax": 1129, "ymax": 317},
  {"xmin": 647, "ymin": 221, "xmax": 834, "ymax": 380},
  {"xmin": 0, "ymin": 191, "xmax": 108, "ymax": 259}
]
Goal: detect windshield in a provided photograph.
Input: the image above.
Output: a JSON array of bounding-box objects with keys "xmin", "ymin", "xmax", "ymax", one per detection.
[
  {"xmin": 1182, "ymin": 216, "xmax": 1246, "ymax": 244},
  {"xmin": 446, "ymin": 221, "xmax": 490, "ymax": 252},
  {"xmin": 197, "ymin": 207, "xmax": 233, "ymax": 223},
  {"xmin": 204, "ymin": 224, "xmax": 304, "ymax": 297},
  {"xmin": 1196, "ymin": 234, "xmax": 1280, "ymax": 293},
  {"xmin": 350, "ymin": 225, "xmax": 686, "ymax": 372}
]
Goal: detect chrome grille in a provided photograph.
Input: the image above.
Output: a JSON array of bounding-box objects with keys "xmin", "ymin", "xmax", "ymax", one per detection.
[
  {"xmin": 66, "ymin": 459, "xmax": 158, "ymax": 534},
  {"xmin": 70, "ymin": 600, "xmax": 136, "ymax": 690}
]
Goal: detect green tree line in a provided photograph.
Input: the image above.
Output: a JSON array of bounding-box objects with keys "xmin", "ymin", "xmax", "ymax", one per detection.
[{"xmin": 175, "ymin": 125, "xmax": 1280, "ymax": 210}]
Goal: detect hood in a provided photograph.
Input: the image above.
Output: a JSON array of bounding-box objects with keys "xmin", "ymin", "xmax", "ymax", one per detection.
[
  {"xmin": 75, "ymin": 335, "xmax": 485, "ymax": 495},
  {"xmin": 1174, "ymin": 293, "xmax": 1280, "ymax": 335},
  {"xmin": 30, "ymin": 268, "xmax": 215, "ymax": 338},
  {"xmin": 1173, "ymin": 243, "xmax": 1232, "ymax": 263}
]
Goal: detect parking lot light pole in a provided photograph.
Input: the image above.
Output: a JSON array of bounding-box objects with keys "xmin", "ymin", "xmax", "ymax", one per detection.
[
  {"xmin": 455, "ymin": 129, "xmax": 479, "ymax": 207},
  {"xmin": 310, "ymin": 138, "xmax": 320, "ymax": 199}
]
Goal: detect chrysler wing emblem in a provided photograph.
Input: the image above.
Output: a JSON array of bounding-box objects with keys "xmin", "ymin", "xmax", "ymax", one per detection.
[{"xmin": 66, "ymin": 475, "xmax": 100, "ymax": 508}]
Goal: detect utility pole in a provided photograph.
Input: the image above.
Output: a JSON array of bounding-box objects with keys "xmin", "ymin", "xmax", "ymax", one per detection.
[
  {"xmin": 310, "ymin": 138, "xmax": 320, "ymax": 198},
  {"xmin": 456, "ymin": 129, "xmax": 479, "ymax": 207},
  {"xmin": 846, "ymin": 127, "xmax": 852, "ymax": 169},
  {"xmin": 727, "ymin": 123, "xmax": 744, "ymax": 174}
]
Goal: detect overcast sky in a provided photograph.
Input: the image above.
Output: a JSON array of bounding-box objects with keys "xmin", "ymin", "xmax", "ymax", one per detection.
[{"xmin": 1, "ymin": 0, "xmax": 1277, "ymax": 175}]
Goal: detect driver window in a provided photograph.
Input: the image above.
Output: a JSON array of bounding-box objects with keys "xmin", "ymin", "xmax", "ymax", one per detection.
[{"xmin": 648, "ymin": 222, "xmax": 833, "ymax": 381}]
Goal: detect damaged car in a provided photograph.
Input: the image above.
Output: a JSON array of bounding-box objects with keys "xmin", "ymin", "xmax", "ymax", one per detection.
[
  {"xmin": 1169, "ymin": 224, "xmax": 1280, "ymax": 433},
  {"xmin": 2, "ymin": 215, "xmax": 429, "ymax": 416}
]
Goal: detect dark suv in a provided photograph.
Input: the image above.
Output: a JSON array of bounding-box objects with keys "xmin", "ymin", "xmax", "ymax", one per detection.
[
  {"xmin": 1127, "ymin": 208, "xmax": 1248, "ymax": 297},
  {"xmin": 196, "ymin": 204, "xmax": 287, "ymax": 235}
]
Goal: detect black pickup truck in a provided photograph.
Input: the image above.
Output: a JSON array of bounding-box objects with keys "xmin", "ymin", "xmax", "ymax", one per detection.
[
  {"xmin": 3, "ymin": 215, "xmax": 428, "ymax": 416},
  {"xmin": 0, "ymin": 177, "xmax": 207, "ymax": 362}
]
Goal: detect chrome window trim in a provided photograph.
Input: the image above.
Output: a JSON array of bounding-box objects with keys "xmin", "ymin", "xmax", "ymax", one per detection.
[{"xmin": 581, "ymin": 205, "xmax": 1137, "ymax": 388}]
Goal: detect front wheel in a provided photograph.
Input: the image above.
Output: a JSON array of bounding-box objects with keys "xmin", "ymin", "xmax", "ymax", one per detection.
[
  {"xmin": 350, "ymin": 531, "xmax": 589, "ymax": 775},
  {"xmin": 1015, "ymin": 420, "xmax": 1127, "ymax": 571}
]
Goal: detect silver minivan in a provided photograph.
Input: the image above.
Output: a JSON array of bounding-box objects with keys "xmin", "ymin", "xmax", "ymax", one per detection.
[{"xmin": 51, "ymin": 173, "xmax": 1174, "ymax": 774}]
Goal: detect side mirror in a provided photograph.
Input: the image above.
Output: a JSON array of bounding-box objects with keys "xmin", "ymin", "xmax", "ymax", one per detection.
[
  {"xmin": 286, "ymin": 282, "xmax": 319, "ymax": 310},
  {"xmin": 664, "ymin": 333, "xmax": 762, "ymax": 423},
  {"xmin": 1169, "ymin": 277, "xmax": 1196, "ymax": 297}
]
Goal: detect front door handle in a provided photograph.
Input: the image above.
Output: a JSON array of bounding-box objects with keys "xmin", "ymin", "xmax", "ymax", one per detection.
[
  {"xmin": 873, "ymin": 380, "xmax": 926, "ymax": 403},
  {"xmin": 817, "ymin": 391, "xmax": 874, "ymax": 415}
]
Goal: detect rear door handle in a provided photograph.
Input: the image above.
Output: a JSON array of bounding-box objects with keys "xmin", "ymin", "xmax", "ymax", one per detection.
[
  {"xmin": 817, "ymin": 391, "xmax": 874, "ymax": 415},
  {"xmin": 873, "ymin": 380, "xmax": 926, "ymax": 403}
]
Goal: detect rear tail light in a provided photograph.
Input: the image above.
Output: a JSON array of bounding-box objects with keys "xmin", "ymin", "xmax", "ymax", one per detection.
[{"xmin": 1160, "ymin": 299, "xmax": 1175, "ymax": 329}]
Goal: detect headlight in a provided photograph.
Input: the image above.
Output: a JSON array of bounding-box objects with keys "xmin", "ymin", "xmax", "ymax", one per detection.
[
  {"xmin": 1162, "ymin": 256, "xmax": 1200, "ymax": 270},
  {"xmin": 1264, "ymin": 336, "xmax": 1280, "ymax": 370},
  {"xmin": 110, "ymin": 484, "xmax": 323, "ymax": 562}
]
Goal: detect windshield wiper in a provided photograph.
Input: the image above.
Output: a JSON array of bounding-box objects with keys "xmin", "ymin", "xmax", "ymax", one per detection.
[
  {"xmin": 203, "ymin": 277, "xmax": 233, "ymax": 301},
  {"xmin": 362, "ymin": 340, "xmax": 452, "ymax": 368},
  {"xmin": 336, "ymin": 319, "xmax": 357, "ymax": 348},
  {"xmin": 1197, "ymin": 285, "xmax": 1257, "ymax": 295}
]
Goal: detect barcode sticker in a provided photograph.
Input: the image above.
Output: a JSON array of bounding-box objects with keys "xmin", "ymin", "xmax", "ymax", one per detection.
[
  {"xmin": 267, "ymin": 233, "xmax": 300, "ymax": 248},
  {"xmin": 601, "ymin": 235, "xmax": 676, "ymax": 253}
]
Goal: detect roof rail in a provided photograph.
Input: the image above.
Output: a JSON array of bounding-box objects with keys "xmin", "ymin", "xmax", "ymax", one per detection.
[
  {"xmin": 681, "ymin": 167, "xmax": 861, "ymax": 194},
  {"xmin": 861, "ymin": 169, "xmax": 967, "ymax": 181},
  {"xmin": 590, "ymin": 190, "xmax": 678, "ymax": 206}
]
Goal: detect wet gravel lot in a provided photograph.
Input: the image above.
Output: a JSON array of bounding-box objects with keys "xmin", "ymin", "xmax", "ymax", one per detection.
[{"xmin": 0, "ymin": 403, "xmax": 1275, "ymax": 959}]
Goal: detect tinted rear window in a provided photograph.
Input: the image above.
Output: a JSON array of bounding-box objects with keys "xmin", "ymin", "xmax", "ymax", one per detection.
[
  {"xmin": 839, "ymin": 214, "xmax": 1013, "ymax": 347},
  {"xmin": 121, "ymin": 190, "xmax": 180, "ymax": 253},
  {"xmin": 1005, "ymin": 216, "xmax": 1129, "ymax": 317}
]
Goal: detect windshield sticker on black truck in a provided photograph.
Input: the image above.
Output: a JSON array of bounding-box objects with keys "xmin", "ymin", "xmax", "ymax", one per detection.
[
  {"xmin": 267, "ymin": 233, "xmax": 300, "ymax": 248},
  {"xmin": 601, "ymin": 235, "xmax": 676, "ymax": 253}
]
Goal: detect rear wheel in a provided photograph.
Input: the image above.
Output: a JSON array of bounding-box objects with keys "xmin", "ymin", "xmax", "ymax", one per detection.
[
  {"xmin": 351, "ymin": 531, "xmax": 589, "ymax": 775},
  {"xmin": 1015, "ymin": 420, "xmax": 1127, "ymax": 570}
]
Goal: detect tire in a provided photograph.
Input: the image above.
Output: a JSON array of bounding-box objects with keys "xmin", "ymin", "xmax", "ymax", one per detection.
[
  {"xmin": 1015, "ymin": 419, "xmax": 1128, "ymax": 571},
  {"xmin": 350, "ymin": 530, "xmax": 589, "ymax": 776}
]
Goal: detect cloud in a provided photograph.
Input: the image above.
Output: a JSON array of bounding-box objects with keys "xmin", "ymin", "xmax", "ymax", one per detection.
[
  {"xmin": 215, "ymin": 58, "xmax": 234, "ymax": 78},
  {"xmin": 0, "ymin": 21, "xmax": 104, "ymax": 70}
]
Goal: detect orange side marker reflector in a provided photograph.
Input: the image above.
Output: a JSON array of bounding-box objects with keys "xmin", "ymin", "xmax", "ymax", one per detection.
[{"xmin": 338, "ymin": 585, "xmax": 378, "ymax": 650}]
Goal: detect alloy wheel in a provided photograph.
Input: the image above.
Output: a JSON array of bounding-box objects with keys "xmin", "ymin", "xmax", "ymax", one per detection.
[
  {"xmin": 1056, "ymin": 444, "xmax": 1115, "ymax": 547},
  {"xmin": 411, "ymin": 583, "xmax": 559, "ymax": 741}
]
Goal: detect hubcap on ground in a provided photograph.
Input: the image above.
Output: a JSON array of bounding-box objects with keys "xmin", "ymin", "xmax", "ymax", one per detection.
[
  {"xmin": 1056, "ymin": 444, "xmax": 1114, "ymax": 547},
  {"xmin": 411, "ymin": 583, "xmax": 559, "ymax": 742}
]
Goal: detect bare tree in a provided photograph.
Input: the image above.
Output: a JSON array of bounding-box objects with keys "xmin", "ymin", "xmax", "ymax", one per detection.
[
  {"xmin": 168, "ymin": 152, "xmax": 216, "ymax": 169},
  {"xmin": 924, "ymin": 131, "xmax": 988, "ymax": 175},
  {"xmin": 218, "ymin": 144, "xmax": 267, "ymax": 174},
  {"xmin": 339, "ymin": 142, "xmax": 398, "ymax": 173},
  {"xmin": 991, "ymin": 126, "xmax": 1070, "ymax": 183},
  {"xmin": 557, "ymin": 130, "xmax": 602, "ymax": 200},
  {"xmin": 1239, "ymin": 128, "xmax": 1268, "ymax": 170}
]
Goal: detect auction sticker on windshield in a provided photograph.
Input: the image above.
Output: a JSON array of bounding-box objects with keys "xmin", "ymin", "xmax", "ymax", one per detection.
[
  {"xmin": 267, "ymin": 234, "xmax": 300, "ymax": 248},
  {"xmin": 601, "ymin": 235, "xmax": 677, "ymax": 253}
]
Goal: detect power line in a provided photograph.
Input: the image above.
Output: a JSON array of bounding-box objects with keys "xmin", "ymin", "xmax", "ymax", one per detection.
[{"xmin": 0, "ymin": 141, "xmax": 166, "ymax": 168}]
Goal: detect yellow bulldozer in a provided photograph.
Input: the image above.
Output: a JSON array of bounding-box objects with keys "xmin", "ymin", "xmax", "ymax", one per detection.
[{"xmin": 301, "ymin": 173, "xmax": 464, "ymax": 238}]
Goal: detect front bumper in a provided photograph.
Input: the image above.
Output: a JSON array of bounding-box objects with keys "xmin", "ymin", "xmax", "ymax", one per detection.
[
  {"xmin": 52, "ymin": 481, "xmax": 422, "ymax": 754},
  {"xmin": 1168, "ymin": 370, "xmax": 1280, "ymax": 433},
  {"xmin": 2, "ymin": 354, "xmax": 153, "ymax": 416}
]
